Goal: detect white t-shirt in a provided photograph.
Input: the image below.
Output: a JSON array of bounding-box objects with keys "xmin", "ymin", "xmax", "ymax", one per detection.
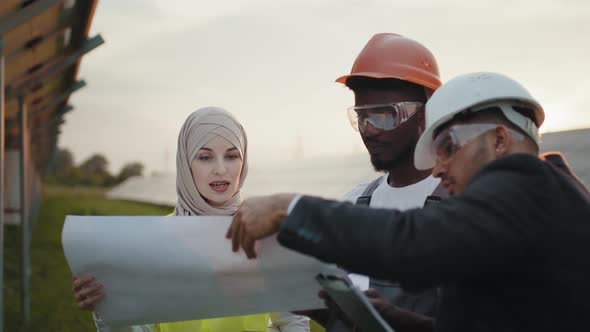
[
  {"xmin": 342, "ymin": 174, "xmax": 440, "ymax": 210},
  {"xmin": 342, "ymin": 174, "xmax": 440, "ymax": 290}
]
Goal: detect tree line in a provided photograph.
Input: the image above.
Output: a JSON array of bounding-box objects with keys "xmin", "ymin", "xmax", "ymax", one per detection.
[{"xmin": 46, "ymin": 148, "xmax": 144, "ymax": 187}]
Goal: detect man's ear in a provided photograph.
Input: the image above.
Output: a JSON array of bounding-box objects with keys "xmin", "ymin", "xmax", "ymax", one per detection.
[{"xmin": 494, "ymin": 126, "xmax": 509, "ymax": 156}]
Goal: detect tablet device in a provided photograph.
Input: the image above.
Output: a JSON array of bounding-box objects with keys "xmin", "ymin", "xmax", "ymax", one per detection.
[{"xmin": 316, "ymin": 273, "xmax": 395, "ymax": 332}]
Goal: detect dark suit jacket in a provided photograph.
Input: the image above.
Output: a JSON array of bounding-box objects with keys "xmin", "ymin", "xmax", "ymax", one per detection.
[{"xmin": 278, "ymin": 153, "xmax": 590, "ymax": 332}]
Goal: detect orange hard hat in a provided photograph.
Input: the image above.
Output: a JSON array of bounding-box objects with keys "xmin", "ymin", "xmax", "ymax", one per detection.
[{"xmin": 336, "ymin": 33, "xmax": 442, "ymax": 93}]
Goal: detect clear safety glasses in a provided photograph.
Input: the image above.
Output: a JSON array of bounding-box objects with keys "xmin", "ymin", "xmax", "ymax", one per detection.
[
  {"xmin": 347, "ymin": 102, "xmax": 424, "ymax": 133},
  {"xmin": 432, "ymin": 123, "xmax": 524, "ymax": 165}
]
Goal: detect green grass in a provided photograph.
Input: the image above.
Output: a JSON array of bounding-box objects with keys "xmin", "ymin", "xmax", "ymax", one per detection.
[{"xmin": 4, "ymin": 186, "xmax": 172, "ymax": 331}]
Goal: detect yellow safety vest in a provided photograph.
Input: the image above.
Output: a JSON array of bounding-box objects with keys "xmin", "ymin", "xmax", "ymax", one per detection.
[
  {"xmin": 310, "ymin": 320, "xmax": 325, "ymax": 332},
  {"xmin": 157, "ymin": 313, "xmax": 270, "ymax": 332}
]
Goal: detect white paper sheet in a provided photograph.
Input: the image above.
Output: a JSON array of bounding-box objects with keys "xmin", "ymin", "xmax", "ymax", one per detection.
[
  {"xmin": 348, "ymin": 273, "xmax": 370, "ymax": 291},
  {"xmin": 62, "ymin": 215, "xmax": 331, "ymax": 327}
]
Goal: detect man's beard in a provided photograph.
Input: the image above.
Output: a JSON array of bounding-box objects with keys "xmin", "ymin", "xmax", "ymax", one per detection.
[{"xmin": 369, "ymin": 144, "xmax": 415, "ymax": 172}]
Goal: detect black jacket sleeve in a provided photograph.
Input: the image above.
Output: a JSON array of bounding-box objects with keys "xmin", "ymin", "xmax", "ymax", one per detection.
[{"xmin": 277, "ymin": 154, "xmax": 552, "ymax": 289}]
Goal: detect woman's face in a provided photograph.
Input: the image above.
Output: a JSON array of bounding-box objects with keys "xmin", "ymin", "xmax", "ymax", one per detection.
[{"xmin": 191, "ymin": 136, "xmax": 243, "ymax": 206}]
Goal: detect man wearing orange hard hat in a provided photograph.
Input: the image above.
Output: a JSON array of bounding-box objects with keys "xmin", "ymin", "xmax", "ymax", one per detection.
[{"xmin": 307, "ymin": 33, "xmax": 445, "ymax": 332}]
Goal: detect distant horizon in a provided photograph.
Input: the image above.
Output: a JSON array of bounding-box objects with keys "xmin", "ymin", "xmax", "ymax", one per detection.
[
  {"xmin": 73, "ymin": 126, "xmax": 589, "ymax": 176},
  {"xmin": 107, "ymin": 125, "xmax": 590, "ymax": 206}
]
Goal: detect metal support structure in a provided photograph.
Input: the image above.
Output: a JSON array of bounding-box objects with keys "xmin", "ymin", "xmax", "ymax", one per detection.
[
  {"xmin": 30, "ymin": 119, "xmax": 63, "ymax": 143},
  {"xmin": 5, "ymin": 9, "xmax": 75, "ymax": 62},
  {"xmin": 18, "ymin": 95, "xmax": 30, "ymax": 323},
  {"xmin": 0, "ymin": 0, "xmax": 61, "ymax": 35},
  {"xmin": 30, "ymin": 80, "xmax": 85, "ymax": 116},
  {"xmin": 0, "ymin": 39, "xmax": 5, "ymax": 332},
  {"xmin": 58, "ymin": 104, "xmax": 74, "ymax": 115},
  {"xmin": 0, "ymin": 2, "xmax": 101, "ymax": 329},
  {"xmin": 12, "ymin": 35, "xmax": 104, "ymax": 94},
  {"xmin": 5, "ymin": 101, "xmax": 74, "ymax": 132},
  {"xmin": 28, "ymin": 104, "xmax": 73, "ymax": 144}
]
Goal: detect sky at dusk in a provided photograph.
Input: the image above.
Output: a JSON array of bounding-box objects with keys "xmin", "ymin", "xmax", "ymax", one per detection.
[{"xmin": 60, "ymin": 0, "xmax": 590, "ymax": 174}]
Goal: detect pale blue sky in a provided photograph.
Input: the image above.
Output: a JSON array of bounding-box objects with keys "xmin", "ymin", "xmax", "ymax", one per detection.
[{"xmin": 61, "ymin": 0, "xmax": 590, "ymax": 174}]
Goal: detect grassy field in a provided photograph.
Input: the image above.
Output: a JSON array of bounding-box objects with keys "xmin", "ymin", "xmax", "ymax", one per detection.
[{"xmin": 4, "ymin": 186, "xmax": 172, "ymax": 332}]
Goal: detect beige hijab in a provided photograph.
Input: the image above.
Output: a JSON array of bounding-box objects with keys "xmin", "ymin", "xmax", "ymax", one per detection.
[{"xmin": 174, "ymin": 107, "xmax": 248, "ymax": 216}]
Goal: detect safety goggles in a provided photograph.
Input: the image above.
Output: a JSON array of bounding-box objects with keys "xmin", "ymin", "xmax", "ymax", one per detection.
[
  {"xmin": 347, "ymin": 102, "xmax": 423, "ymax": 133},
  {"xmin": 432, "ymin": 124, "xmax": 499, "ymax": 165}
]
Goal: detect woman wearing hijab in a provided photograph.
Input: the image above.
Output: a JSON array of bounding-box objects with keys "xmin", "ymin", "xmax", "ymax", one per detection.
[{"xmin": 71, "ymin": 107, "xmax": 309, "ymax": 332}]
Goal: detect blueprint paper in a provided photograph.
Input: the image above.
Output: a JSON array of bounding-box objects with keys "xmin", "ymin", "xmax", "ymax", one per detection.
[{"xmin": 62, "ymin": 215, "xmax": 329, "ymax": 326}]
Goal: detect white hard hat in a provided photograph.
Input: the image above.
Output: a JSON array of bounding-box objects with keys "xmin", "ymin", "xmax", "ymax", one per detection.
[{"xmin": 414, "ymin": 72, "xmax": 545, "ymax": 170}]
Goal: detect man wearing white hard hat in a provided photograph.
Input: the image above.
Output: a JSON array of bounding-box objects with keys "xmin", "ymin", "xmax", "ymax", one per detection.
[{"xmin": 226, "ymin": 72, "xmax": 590, "ymax": 332}]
